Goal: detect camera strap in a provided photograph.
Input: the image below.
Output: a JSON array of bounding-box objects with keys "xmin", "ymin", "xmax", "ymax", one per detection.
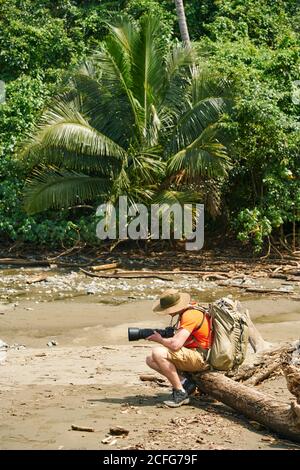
[{"xmin": 170, "ymin": 314, "xmax": 181, "ymax": 329}]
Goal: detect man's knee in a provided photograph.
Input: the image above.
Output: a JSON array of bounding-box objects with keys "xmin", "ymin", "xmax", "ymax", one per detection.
[
  {"xmin": 152, "ymin": 346, "xmax": 168, "ymax": 363},
  {"xmin": 146, "ymin": 355, "xmax": 153, "ymax": 367}
]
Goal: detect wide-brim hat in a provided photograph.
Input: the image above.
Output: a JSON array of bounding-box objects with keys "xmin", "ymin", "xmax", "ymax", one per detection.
[{"xmin": 153, "ymin": 289, "xmax": 190, "ymax": 315}]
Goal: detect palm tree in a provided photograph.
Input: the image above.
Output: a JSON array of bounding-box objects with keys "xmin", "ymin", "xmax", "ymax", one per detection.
[
  {"xmin": 21, "ymin": 15, "xmax": 230, "ymax": 217},
  {"xmin": 174, "ymin": 0, "xmax": 190, "ymax": 46}
]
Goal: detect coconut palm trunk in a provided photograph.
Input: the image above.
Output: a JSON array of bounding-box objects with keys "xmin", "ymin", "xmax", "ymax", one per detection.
[{"xmin": 174, "ymin": 0, "xmax": 190, "ymax": 46}]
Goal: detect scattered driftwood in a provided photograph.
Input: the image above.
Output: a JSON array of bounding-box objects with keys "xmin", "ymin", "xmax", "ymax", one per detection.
[
  {"xmin": 282, "ymin": 269, "xmax": 300, "ymax": 276},
  {"xmin": 79, "ymin": 268, "xmax": 173, "ymax": 281},
  {"xmin": 229, "ymin": 345, "xmax": 288, "ymax": 384},
  {"xmin": 216, "ymin": 281, "xmax": 294, "ymax": 295},
  {"xmin": 26, "ymin": 274, "xmax": 48, "ymax": 284},
  {"xmin": 80, "ymin": 268, "xmax": 235, "ymax": 282},
  {"xmin": 192, "ymin": 342, "xmax": 300, "ymax": 443},
  {"xmin": 286, "ymin": 276, "xmax": 300, "ymax": 282},
  {"xmin": 110, "ymin": 426, "xmax": 129, "ymax": 436},
  {"xmin": 102, "ymin": 436, "xmax": 118, "ymax": 445},
  {"xmin": 140, "ymin": 374, "xmax": 165, "ymax": 383},
  {"xmin": 91, "ymin": 262, "xmax": 119, "ymax": 272},
  {"xmin": 246, "ymin": 361, "xmax": 281, "ymax": 386},
  {"xmin": 71, "ymin": 424, "xmax": 95, "ymax": 432},
  {"xmin": 0, "ymin": 258, "xmax": 51, "ymax": 267},
  {"xmin": 122, "ymin": 269, "xmax": 231, "ymax": 277},
  {"xmin": 269, "ymin": 273, "xmax": 290, "ymax": 280},
  {"xmin": 245, "ymin": 287, "xmax": 293, "ymax": 295},
  {"xmin": 139, "ymin": 374, "xmax": 168, "ymax": 387},
  {"xmin": 0, "ymin": 257, "xmax": 86, "ymax": 268}
]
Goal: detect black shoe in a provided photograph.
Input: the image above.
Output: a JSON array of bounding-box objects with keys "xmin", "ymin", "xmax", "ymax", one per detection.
[
  {"xmin": 163, "ymin": 389, "xmax": 190, "ymax": 408},
  {"xmin": 182, "ymin": 378, "xmax": 197, "ymax": 395}
]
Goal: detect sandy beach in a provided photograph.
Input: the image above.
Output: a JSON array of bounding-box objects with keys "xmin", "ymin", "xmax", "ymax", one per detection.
[{"xmin": 0, "ymin": 268, "xmax": 300, "ymax": 450}]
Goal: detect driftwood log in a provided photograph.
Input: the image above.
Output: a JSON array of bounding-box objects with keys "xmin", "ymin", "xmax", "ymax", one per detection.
[
  {"xmin": 90, "ymin": 262, "xmax": 119, "ymax": 271},
  {"xmin": 79, "ymin": 268, "xmax": 173, "ymax": 281},
  {"xmin": 192, "ymin": 342, "xmax": 300, "ymax": 443}
]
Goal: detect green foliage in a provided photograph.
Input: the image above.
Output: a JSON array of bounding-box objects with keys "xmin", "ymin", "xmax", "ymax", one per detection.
[
  {"xmin": 196, "ymin": 19, "xmax": 300, "ymax": 250},
  {"xmin": 21, "ymin": 15, "xmax": 230, "ymax": 218},
  {"xmin": 206, "ymin": 0, "xmax": 295, "ymax": 46},
  {"xmin": 124, "ymin": 0, "xmax": 173, "ymax": 40},
  {"xmin": 235, "ymin": 208, "xmax": 272, "ymax": 252},
  {"xmin": 0, "ymin": 0, "xmax": 299, "ymax": 250},
  {"xmin": 0, "ymin": 0, "xmax": 143, "ymax": 247}
]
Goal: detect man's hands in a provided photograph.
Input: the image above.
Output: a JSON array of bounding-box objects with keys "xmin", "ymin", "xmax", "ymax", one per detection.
[
  {"xmin": 146, "ymin": 331, "xmax": 163, "ymax": 343},
  {"xmin": 146, "ymin": 328, "xmax": 191, "ymax": 352}
]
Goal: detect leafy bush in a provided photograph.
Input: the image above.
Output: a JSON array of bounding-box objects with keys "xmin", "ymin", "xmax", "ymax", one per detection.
[{"xmin": 235, "ymin": 208, "xmax": 272, "ymax": 252}]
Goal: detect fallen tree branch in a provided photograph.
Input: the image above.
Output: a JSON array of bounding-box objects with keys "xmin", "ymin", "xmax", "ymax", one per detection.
[
  {"xmin": 139, "ymin": 375, "xmax": 166, "ymax": 385},
  {"xmin": 90, "ymin": 262, "xmax": 119, "ymax": 272},
  {"xmin": 215, "ymin": 282, "xmax": 294, "ymax": 295},
  {"xmin": 192, "ymin": 342, "xmax": 300, "ymax": 443},
  {"xmin": 245, "ymin": 287, "xmax": 293, "ymax": 295},
  {"xmin": 0, "ymin": 258, "xmax": 51, "ymax": 267},
  {"xmin": 71, "ymin": 424, "xmax": 95, "ymax": 432},
  {"xmin": 230, "ymin": 345, "xmax": 290, "ymax": 383},
  {"xmin": 114, "ymin": 269, "xmax": 231, "ymax": 276},
  {"xmin": 0, "ymin": 257, "xmax": 88, "ymax": 268},
  {"xmin": 246, "ymin": 361, "xmax": 281, "ymax": 386},
  {"xmin": 193, "ymin": 370, "xmax": 300, "ymax": 442},
  {"xmin": 26, "ymin": 274, "xmax": 48, "ymax": 284},
  {"xmin": 46, "ymin": 243, "xmax": 84, "ymax": 262},
  {"xmin": 79, "ymin": 268, "xmax": 173, "ymax": 281}
]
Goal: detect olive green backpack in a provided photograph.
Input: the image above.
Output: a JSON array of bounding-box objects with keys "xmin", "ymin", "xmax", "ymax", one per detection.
[{"xmin": 206, "ymin": 297, "xmax": 249, "ymax": 371}]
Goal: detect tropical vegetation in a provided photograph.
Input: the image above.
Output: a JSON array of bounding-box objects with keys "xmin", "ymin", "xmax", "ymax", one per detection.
[{"xmin": 0, "ymin": 0, "xmax": 299, "ymax": 252}]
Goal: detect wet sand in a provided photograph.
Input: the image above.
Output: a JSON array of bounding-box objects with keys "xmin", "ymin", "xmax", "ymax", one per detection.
[{"xmin": 0, "ymin": 293, "xmax": 299, "ymax": 450}]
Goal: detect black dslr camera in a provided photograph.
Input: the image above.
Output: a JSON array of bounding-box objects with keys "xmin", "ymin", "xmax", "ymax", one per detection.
[{"xmin": 128, "ymin": 326, "xmax": 175, "ymax": 341}]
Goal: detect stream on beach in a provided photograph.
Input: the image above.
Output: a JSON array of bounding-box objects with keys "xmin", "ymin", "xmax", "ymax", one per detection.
[{"xmin": 1, "ymin": 265, "xmax": 300, "ymax": 363}]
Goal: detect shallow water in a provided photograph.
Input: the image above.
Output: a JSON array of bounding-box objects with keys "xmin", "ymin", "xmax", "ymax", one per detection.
[{"xmin": 0, "ymin": 266, "xmax": 299, "ymax": 307}]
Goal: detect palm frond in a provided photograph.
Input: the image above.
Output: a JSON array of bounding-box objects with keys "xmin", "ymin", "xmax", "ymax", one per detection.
[
  {"xmin": 166, "ymin": 97, "xmax": 226, "ymax": 156},
  {"xmin": 93, "ymin": 35, "xmax": 144, "ymax": 140},
  {"xmin": 72, "ymin": 70, "xmax": 134, "ymax": 145},
  {"xmin": 161, "ymin": 45, "xmax": 194, "ymax": 114},
  {"xmin": 153, "ymin": 189, "xmax": 202, "ymax": 206},
  {"xmin": 128, "ymin": 150, "xmax": 165, "ymax": 184},
  {"xmin": 24, "ymin": 167, "xmax": 111, "ymax": 214},
  {"xmin": 190, "ymin": 66, "xmax": 231, "ymax": 104},
  {"xmin": 130, "ymin": 15, "xmax": 167, "ymax": 142},
  {"xmin": 167, "ymin": 124, "xmax": 231, "ymax": 179},
  {"xmin": 31, "ymin": 148, "xmax": 122, "ymax": 175},
  {"xmin": 108, "ymin": 19, "xmax": 139, "ymax": 56},
  {"xmin": 21, "ymin": 99, "xmax": 127, "ymax": 164}
]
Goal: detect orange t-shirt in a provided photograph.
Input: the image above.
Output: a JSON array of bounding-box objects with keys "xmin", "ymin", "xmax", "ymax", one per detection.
[{"xmin": 179, "ymin": 308, "xmax": 212, "ymax": 350}]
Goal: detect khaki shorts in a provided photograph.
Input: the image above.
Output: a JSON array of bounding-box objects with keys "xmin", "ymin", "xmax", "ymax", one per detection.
[{"xmin": 167, "ymin": 347, "xmax": 208, "ymax": 372}]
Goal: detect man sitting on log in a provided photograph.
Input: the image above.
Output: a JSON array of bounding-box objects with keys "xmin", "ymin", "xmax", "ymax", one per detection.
[
  {"xmin": 146, "ymin": 289, "xmax": 271, "ymax": 408},
  {"xmin": 146, "ymin": 289, "xmax": 212, "ymax": 407}
]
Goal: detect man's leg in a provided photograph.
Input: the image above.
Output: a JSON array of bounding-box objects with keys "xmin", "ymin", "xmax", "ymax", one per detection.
[
  {"xmin": 146, "ymin": 354, "xmax": 189, "ymax": 391},
  {"xmin": 146, "ymin": 355, "xmax": 163, "ymax": 374},
  {"xmin": 146, "ymin": 347, "xmax": 183, "ymax": 391}
]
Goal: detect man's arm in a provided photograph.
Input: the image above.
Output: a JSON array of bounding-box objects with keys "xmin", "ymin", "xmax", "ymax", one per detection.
[{"xmin": 147, "ymin": 328, "xmax": 191, "ymax": 352}]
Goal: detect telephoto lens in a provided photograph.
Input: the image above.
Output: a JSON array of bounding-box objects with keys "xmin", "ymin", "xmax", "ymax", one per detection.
[
  {"xmin": 128, "ymin": 328, "xmax": 155, "ymax": 341},
  {"xmin": 128, "ymin": 326, "xmax": 175, "ymax": 341}
]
